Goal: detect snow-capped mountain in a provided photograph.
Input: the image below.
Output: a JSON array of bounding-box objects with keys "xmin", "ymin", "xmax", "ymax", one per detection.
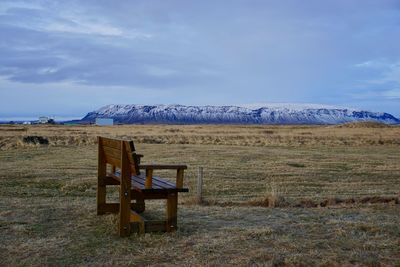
[{"xmin": 80, "ymin": 104, "xmax": 400, "ymax": 125}]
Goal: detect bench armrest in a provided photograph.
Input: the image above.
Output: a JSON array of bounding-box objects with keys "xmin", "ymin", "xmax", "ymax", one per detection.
[
  {"xmin": 134, "ymin": 154, "xmax": 144, "ymax": 165},
  {"xmin": 139, "ymin": 164, "xmax": 187, "ymax": 170},
  {"xmin": 139, "ymin": 164, "xmax": 187, "ymax": 189}
]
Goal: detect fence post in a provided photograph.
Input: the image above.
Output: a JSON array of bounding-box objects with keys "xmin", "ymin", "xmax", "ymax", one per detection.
[{"xmin": 197, "ymin": 167, "xmax": 203, "ymax": 204}]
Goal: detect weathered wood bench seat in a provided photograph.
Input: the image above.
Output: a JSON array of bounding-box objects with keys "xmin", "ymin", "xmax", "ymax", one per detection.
[
  {"xmin": 96, "ymin": 137, "xmax": 189, "ymax": 236},
  {"xmin": 109, "ymin": 169, "xmax": 189, "ymax": 193}
]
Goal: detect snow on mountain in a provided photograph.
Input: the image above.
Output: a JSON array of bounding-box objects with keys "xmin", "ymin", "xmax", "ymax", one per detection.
[
  {"xmin": 237, "ymin": 103, "xmax": 353, "ymax": 111},
  {"xmin": 81, "ymin": 104, "xmax": 400, "ymax": 125}
]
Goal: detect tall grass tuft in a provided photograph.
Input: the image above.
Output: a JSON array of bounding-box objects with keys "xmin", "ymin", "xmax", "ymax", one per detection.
[{"xmin": 248, "ymin": 181, "xmax": 288, "ymax": 208}]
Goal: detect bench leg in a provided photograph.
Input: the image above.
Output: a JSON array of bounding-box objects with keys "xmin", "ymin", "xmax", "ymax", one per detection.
[
  {"xmin": 119, "ymin": 187, "xmax": 131, "ymax": 237},
  {"xmin": 166, "ymin": 193, "xmax": 178, "ymax": 232},
  {"xmin": 132, "ymin": 192, "xmax": 145, "ymax": 213},
  {"xmin": 97, "ymin": 143, "xmax": 107, "ymax": 215},
  {"xmin": 97, "ymin": 177, "xmax": 107, "ymax": 215},
  {"xmin": 119, "ymin": 141, "xmax": 133, "ymax": 237}
]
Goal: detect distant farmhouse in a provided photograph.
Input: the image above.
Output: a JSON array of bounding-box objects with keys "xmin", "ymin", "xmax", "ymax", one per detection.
[
  {"xmin": 38, "ymin": 116, "xmax": 55, "ymax": 124},
  {"xmin": 38, "ymin": 116, "xmax": 50, "ymax": 124},
  {"xmin": 95, "ymin": 118, "xmax": 114, "ymax": 126}
]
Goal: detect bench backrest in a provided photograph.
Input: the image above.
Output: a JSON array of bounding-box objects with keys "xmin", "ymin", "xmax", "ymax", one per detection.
[{"xmin": 98, "ymin": 136, "xmax": 140, "ymax": 175}]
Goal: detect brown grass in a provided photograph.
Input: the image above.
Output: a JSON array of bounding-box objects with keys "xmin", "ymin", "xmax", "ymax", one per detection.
[
  {"xmin": 247, "ymin": 182, "xmax": 289, "ymax": 207},
  {"xmin": 335, "ymin": 121, "xmax": 394, "ymax": 128},
  {"xmin": 0, "ymin": 124, "xmax": 399, "ymax": 266},
  {"xmin": 0, "ymin": 123, "xmax": 399, "ymax": 150}
]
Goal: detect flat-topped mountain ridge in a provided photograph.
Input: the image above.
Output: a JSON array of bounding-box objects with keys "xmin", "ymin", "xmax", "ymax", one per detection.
[{"xmin": 81, "ymin": 104, "xmax": 400, "ymax": 124}]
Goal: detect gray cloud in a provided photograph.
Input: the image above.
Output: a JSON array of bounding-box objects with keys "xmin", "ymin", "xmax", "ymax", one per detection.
[
  {"xmin": 0, "ymin": 0, "xmax": 400, "ymax": 117},
  {"xmin": 0, "ymin": 2, "xmax": 221, "ymax": 88}
]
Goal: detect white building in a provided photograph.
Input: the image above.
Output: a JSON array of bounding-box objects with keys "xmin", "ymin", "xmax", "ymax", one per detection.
[
  {"xmin": 95, "ymin": 118, "xmax": 114, "ymax": 126},
  {"xmin": 38, "ymin": 116, "xmax": 50, "ymax": 124}
]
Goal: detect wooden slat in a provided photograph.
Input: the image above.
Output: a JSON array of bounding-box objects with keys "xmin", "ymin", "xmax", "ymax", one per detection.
[
  {"xmin": 132, "ymin": 175, "xmax": 180, "ymax": 192},
  {"xmin": 104, "ymin": 154, "xmax": 121, "ymax": 168},
  {"xmin": 101, "ymin": 137, "xmax": 122, "ymax": 150},
  {"xmin": 132, "ymin": 175, "xmax": 189, "ymax": 192},
  {"xmin": 121, "ymin": 172, "xmax": 189, "ymax": 192},
  {"xmin": 133, "ymin": 175, "xmax": 164, "ymax": 189},
  {"xmin": 139, "ymin": 164, "xmax": 187, "ymax": 170},
  {"xmin": 112, "ymin": 172, "xmax": 188, "ymax": 192},
  {"xmin": 109, "ymin": 172, "xmax": 149, "ymax": 189},
  {"xmin": 98, "ymin": 203, "xmax": 144, "ymax": 213},
  {"xmin": 104, "ymin": 176, "xmax": 120, "ymax": 185},
  {"xmin": 110, "ymin": 172, "xmax": 189, "ymax": 192},
  {"xmin": 131, "ymin": 179, "xmax": 148, "ymax": 189},
  {"xmin": 150, "ymin": 179, "xmax": 173, "ymax": 190},
  {"xmin": 103, "ymin": 146, "xmax": 122, "ymax": 160},
  {"xmin": 98, "ymin": 203, "xmax": 119, "ymax": 213},
  {"xmin": 108, "ymin": 173, "xmax": 121, "ymax": 182},
  {"xmin": 139, "ymin": 175, "xmax": 170, "ymax": 189},
  {"xmin": 102, "ymin": 138, "xmax": 139, "ymax": 175},
  {"xmin": 137, "ymin": 175, "xmax": 175, "ymax": 190},
  {"xmin": 153, "ymin": 176, "xmax": 176, "ymax": 188},
  {"xmin": 141, "ymin": 188, "xmax": 189, "ymax": 193},
  {"xmin": 132, "ymin": 175, "xmax": 152, "ymax": 188},
  {"xmin": 138, "ymin": 191, "xmax": 169, "ymax": 199}
]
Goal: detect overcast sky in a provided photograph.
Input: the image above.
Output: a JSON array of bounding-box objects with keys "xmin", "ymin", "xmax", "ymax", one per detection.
[{"xmin": 1, "ymin": 0, "xmax": 400, "ymax": 119}]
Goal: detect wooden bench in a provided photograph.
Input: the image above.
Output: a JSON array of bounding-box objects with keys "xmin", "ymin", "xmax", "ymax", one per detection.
[{"xmin": 96, "ymin": 136, "xmax": 188, "ymax": 236}]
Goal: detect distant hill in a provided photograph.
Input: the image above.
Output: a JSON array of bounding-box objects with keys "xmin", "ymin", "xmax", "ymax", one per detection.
[{"xmin": 80, "ymin": 104, "xmax": 400, "ymax": 125}]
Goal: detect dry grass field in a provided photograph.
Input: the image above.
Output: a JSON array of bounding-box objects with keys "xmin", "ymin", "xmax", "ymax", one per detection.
[{"xmin": 0, "ymin": 123, "xmax": 399, "ymax": 266}]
